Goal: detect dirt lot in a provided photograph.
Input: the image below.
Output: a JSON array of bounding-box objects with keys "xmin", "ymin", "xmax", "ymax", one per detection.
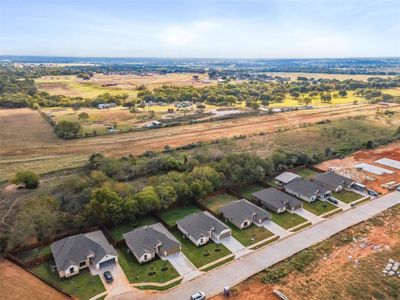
[
  {"xmin": 0, "ymin": 260, "xmax": 70, "ymax": 300},
  {"xmin": 212, "ymin": 204, "xmax": 400, "ymax": 300},
  {"xmin": 316, "ymin": 142, "xmax": 400, "ymax": 194},
  {"xmin": 2, "ymin": 104, "xmax": 400, "ymax": 181}
]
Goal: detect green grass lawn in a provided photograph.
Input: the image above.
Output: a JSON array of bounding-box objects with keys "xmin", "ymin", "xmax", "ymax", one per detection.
[
  {"xmin": 226, "ymin": 222, "xmax": 274, "ymax": 247},
  {"xmin": 270, "ymin": 211, "xmax": 307, "ymax": 229},
  {"xmin": 292, "ymin": 167, "xmax": 320, "ymax": 179},
  {"xmin": 31, "ymin": 261, "xmax": 105, "ymax": 300},
  {"xmin": 265, "ymin": 177, "xmax": 280, "ymax": 188},
  {"xmin": 117, "ymin": 247, "xmax": 179, "ymax": 283},
  {"xmin": 108, "ymin": 216, "xmax": 158, "ymax": 241},
  {"xmin": 158, "ymin": 205, "xmax": 201, "ymax": 227},
  {"xmin": 302, "ymin": 200, "xmax": 337, "ymax": 216},
  {"xmin": 15, "ymin": 245, "xmax": 51, "ymax": 262},
  {"xmin": 333, "ymin": 190, "xmax": 364, "ymax": 204},
  {"xmin": 172, "ymin": 231, "xmax": 232, "ymax": 268},
  {"xmin": 198, "ymin": 193, "xmax": 239, "ymax": 213},
  {"xmin": 239, "ymin": 184, "xmax": 266, "ymax": 200}
]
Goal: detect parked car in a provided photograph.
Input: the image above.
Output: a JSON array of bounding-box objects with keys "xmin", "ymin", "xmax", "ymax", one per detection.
[
  {"xmin": 190, "ymin": 292, "xmax": 206, "ymax": 300},
  {"xmin": 367, "ymin": 189, "xmax": 379, "ymax": 196},
  {"xmin": 397, "ymin": 186, "xmax": 400, "ymax": 192},
  {"xmin": 327, "ymin": 197, "xmax": 338, "ymax": 205},
  {"xmin": 103, "ymin": 271, "xmax": 113, "ymax": 283}
]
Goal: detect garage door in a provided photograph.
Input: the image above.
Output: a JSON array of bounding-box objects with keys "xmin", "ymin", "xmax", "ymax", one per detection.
[
  {"xmin": 219, "ymin": 231, "xmax": 231, "ymax": 239},
  {"xmin": 99, "ymin": 258, "xmax": 116, "ymax": 269}
]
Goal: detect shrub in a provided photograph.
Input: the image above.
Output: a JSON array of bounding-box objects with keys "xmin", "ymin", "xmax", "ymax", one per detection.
[
  {"xmin": 12, "ymin": 170, "xmax": 39, "ymax": 189},
  {"xmin": 261, "ymin": 267, "xmax": 289, "ymax": 284}
]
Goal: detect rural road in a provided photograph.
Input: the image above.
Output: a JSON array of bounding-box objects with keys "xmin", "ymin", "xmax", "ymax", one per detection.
[{"xmin": 112, "ymin": 191, "xmax": 400, "ymax": 300}]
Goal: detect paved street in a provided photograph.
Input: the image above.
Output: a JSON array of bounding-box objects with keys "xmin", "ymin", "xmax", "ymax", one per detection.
[{"xmin": 132, "ymin": 191, "xmax": 400, "ymax": 300}]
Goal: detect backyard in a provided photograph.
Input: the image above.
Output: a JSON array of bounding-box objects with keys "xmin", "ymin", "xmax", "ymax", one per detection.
[
  {"xmin": 238, "ymin": 184, "xmax": 266, "ymax": 200},
  {"xmin": 270, "ymin": 211, "xmax": 308, "ymax": 229},
  {"xmin": 117, "ymin": 247, "xmax": 179, "ymax": 284},
  {"xmin": 292, "ymin": 167, "xmax": 320, "ymax": 179},
  {"xmin": 15, "ymin": 245, "xmax": 51, "ymax": 262},
  {"xmin": 198, "ymin": 193, "xmax": 239, "ymax": 213},
  {"xmin": 302, "ymin": 200, "xmax": 338, "ymax": 216},
  {"xmin": 108, "ymin": 216, "xmax": 158, "ymax": 241},
  {"xmin": 226, "ymin": 223, "xmax": 274, "ymax": 247},
  {"xmin": 158, "ymin": 205, "xmax": 201, "ymax": 227},
  {"xmin": 31, "ymin": 261, "xmax": 105, "ymax": 300},
  {"xmin": 333, "ymin": 190, "xmax": 364, "ymax": 204},
  {"xmin": 172, "ymin": 230, "xmax": 232, "ymax": 268}
]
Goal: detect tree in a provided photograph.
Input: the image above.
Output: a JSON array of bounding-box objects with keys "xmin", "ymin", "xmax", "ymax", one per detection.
[
  {"xmin": 78, "ymin": 112, "xmax": 89, "ymax": 121},
  {"xmin": 88, "ymin": 187, "xmax": 126, "ymax": 225},
  {"xmin": 54, "ymin": 120, "xmax": 81, "ymax": 139},
  {"xmin": 338, "ymin": 90, "xmax": 347, "ymax": 97},
  {"xmin": 12, "ymin": 170, "xmax": 39, "ymax": 189},
  {"xmin": 303, "ymin": 97, "xmax": 312, "ymax": 106},
  {"xmin": 290, "ymin": 91, "xmax": 300, "ymax": 99}
]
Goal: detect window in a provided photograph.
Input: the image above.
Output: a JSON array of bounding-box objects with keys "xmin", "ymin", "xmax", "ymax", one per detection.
[
  {"xmin": 69, "ymin": 267, "xmax": 74, "ymax": 274},
  {"xmin": 79, "ymin": 261, "xmax": 86, "ymax": 268}
]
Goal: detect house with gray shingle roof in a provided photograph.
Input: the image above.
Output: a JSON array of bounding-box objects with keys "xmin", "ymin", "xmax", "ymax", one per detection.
[
  {"xmin": 312, "ymin": 171, "xmax": 354, "ymax": 192},
  {"xmin": 123, "ymin": 225, "xmax": 181, "ymax": 264},
  {"xmin": 252, "ymin": 187, "xmax": 303, "ymax": 213},
  {"xmin": 176, "ymin": 212, "xmax": 231, "ymax": 246},
  {"xmin": 284, "ymin": 179, "xmax": 331, "ymax": 202},
  {"xmin": 219, "ymin": 199, "xmax": 271, "ymax": 229},
  {"xmin": 50, "ymin": 230, "xmax": 118, "ymax": 278}
]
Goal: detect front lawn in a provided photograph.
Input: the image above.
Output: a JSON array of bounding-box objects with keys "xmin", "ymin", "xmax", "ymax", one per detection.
[
  {"xmin": 31, "ymin": 261, "xmax": 105, "ymax": 300},
  {"xmin": 226, "ymin": 222, "xmax": 274, "ymax": 247},
  {"xmin": 292, "ymin": 167, "xmax": 320, "ymax": 179},
  {"xmin": 238, "ymin": 184, "xmax": 266, "ymax": 200},
  {"xmin": 15, "ymin": 245, "xmax": 51, "ymax": 262},
  {"xmin": 302, "ymin": 200, "xmax": 337, "ymax": 216},
  {"xmin": 117, "ymin": 247, "xmax": 179, "ymax": 283},
  {"xmin": 198, "ymin": 193, "xmax": 239, "ymax": 213},
  {"xmin": 108, "ymin": 216, "xmax": 158, "ymax": 241},
  {"xmin": 333, "ymin": 190, "xmax": 364, "ymax": 204},
  {"xmin": 158, "ymin": 205, "xmax": 201, "ymax": 227},
  {"xmin": 270, "ymin": 211, "xmax": 307, "ymax": 229},
  {"xmin": 172, "ymin": 231, "xmax": 232, "ymax": 268}
]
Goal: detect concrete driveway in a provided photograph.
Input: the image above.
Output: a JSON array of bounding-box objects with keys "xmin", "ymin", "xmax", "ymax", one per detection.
[
  {"xmin": 89, "ymin": 263, "xmax": 133, "ymax": 299},
  {"xmin": 262, "ymin": 220, "xmax": 291, "ymax": 238},
  {"xmin": 295, "ymin": 208, "xmax": 323, "ymax": 224},
  {"xmin": 218, "ymin": 236, "xmax": 247, "ymax": 256},
  {"xmin": 166, "ymin": 252, "xmax": 202, "ymax": 282}
]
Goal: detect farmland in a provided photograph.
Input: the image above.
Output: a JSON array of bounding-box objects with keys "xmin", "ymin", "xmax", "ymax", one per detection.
[{"xmin": 2, "ymin": 103, "xmax": 400, "ymax": 181}]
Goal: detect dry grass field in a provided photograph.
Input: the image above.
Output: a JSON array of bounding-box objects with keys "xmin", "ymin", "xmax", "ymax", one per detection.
[
  {"xmin": 35, "ymin": 73, "xmax": 213, "ymax": 98},
  {"xmin": 0, "ymin": 260, "xmax": 70, "ymax": 300},
  {"xmin": 2, "ymin": 103, "xmax": 400, "ymax": 181}
]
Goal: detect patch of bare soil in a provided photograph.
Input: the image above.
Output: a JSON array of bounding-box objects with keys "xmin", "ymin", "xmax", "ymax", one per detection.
[{"xmin": 0, "ymin": 260, "xmax": 70, "ymax": 300}]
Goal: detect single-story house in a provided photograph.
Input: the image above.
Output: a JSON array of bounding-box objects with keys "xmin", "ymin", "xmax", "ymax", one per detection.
[
  {"xmin": 219, "ymin": 199, "xmax": 271, "ymax": 229},
  {"xmin": 311, "ymin": 171, "xmax": 354, "ymax": 192},
  {"xmin": 252, "ymin": 187, "xmax": 303, "ymax": 213},
  {"xmin": 275, "ymin": 172, "xmax": 301, "ymax": 186},
  {"xmin": 284, "ymin": 179, "xmax": 331, "ymax": 202},
  {"xmin": 123, "ymin": 225, "xmax": 181, "ymax": 264},
  {"xmin": 50, "ymin": 230, "xmax": 118, "ymax": 278},
  {"xmin": 98, "ymin": 103, "xmax": 117, "ymax": 109},
  {"xmin": 176, "ymin": 212, "xmax": 231, "ymax": 246}
]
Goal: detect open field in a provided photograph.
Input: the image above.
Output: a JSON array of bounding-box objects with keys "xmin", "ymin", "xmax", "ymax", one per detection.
[
  {"xmin": 212, "ymin": 204, "xmax": 400, "ymax": 300},
  {"xmin": 35, "ymin": 73, "xmax": 213, "ymax": 98},
  {"xmin": 198, "ymin": 193, "xmax": 239, "ymax": 213},
  {"xmin": 316, "ymin": 142, "xmax": 400, "ymax": 195},
  {"xmin": 31, "ymin": 261, "xmax": 104, "ymax": 300},
  {"xmin": 2, "ymin": 104, "xmax": 400, "ymax": 181},
  {"xmin": 0, "ymin": 260, "xmax": 70, "ymax": 300}
]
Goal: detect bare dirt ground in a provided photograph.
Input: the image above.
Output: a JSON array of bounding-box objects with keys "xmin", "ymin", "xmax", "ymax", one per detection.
[
  {"xmin": 0, "ymin": 260, "xmax": 70, "ymax": 300},
  {"xmin": 212, "ymin": 205, "xmax": 400, "ymax": 300},
  {"xmin": 2, "ymin": 104, "xmax": 400, "ymax": 181},
  {"xmin": 316, "ymin": 142, "xmax": 400, "ymax": 194}
]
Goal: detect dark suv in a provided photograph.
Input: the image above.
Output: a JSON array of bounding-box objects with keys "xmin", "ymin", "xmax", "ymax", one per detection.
[{"xmin": 103, "ymin": 271, "xmax": 113, "ymax": 283}]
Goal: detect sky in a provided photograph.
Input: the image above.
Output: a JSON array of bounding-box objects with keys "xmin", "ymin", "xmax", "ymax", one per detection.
[{"xmin": 1, "ymin": 0, "xmax": 400, "ymax": 58}]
